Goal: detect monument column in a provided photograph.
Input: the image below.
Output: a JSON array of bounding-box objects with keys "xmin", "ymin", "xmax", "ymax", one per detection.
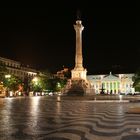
[
  {"xmin": 63, "ymin": 14, "xmax": 95, "ymax": 96},
  {"xmin": 74, "ymin": 20, "xmax": 84, "ymax": 69},
  {"xmin": 71, "ymin": 19, "xmax": 87, "ymax": 80}
]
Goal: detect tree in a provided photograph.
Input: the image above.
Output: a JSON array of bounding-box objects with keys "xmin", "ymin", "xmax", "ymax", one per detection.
[
  {"xmin": 29, "ymin": 70, "xmax": 68, "ymax": 93},
  {"xmin": 3, "ymin": 75, "xmax": 22, "ymax": 94},
  {"xmin": 48, "ymin": 77, "xmax": 67, "ymax": 92},
  {"xmin": 35, "ymin": 70, "xmax": 53, "ymax": 92},
  {"xmin": 30, "ymin": 74, "xmax": 50, "ymax": 93},
  {"xmin": 23, "ymin": 75, "xmax": 32, "ymax": 95},
  {"xmin": 132, "ymin": 68, "xmax": 140, "ymax": 92},
  {"xmin": 30, "ymin": 76, "xmax": 42, "ymax": 92}
]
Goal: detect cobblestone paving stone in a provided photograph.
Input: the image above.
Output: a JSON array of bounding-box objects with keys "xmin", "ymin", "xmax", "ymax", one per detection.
[{"xmin": 0, "ymin": 96, "xmax": 140, "ymax": 140}]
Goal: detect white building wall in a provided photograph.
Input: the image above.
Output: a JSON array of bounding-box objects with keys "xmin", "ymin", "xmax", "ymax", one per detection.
[{"xmin": 87, "ymin": 73, "xmax": 134, "ymax": 94}]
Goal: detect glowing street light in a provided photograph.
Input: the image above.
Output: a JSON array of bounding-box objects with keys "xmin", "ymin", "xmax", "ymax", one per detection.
[
  {"xmin": 5, "ymin": 74, "xmax": 11, "ymax": 78},
  {"xmin": 57, "ymin": 82, "xmax": 61, "ymax": 88},
  {"xmin": 32, "ymin": 77, "xmax": 39, "ymax": 85},
  {"xmin": 32, "ymin": 77, "xmax": 38, "ymax": 82}
]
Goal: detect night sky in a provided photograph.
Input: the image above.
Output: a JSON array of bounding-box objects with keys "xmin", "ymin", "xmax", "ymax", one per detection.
[{"xmin": 0, "ymin": 4, "xmax": 138, "ymax": 75}]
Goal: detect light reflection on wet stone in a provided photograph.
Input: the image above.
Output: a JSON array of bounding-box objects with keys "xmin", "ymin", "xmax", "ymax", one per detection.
[{"xmin": 0, "ymin": 96, "xmax": 140, "ymax": 140}]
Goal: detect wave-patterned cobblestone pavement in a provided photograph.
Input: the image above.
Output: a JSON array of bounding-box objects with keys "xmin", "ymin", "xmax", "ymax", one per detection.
[{"xmin": 0, "ymin": 97, "xmax": 140, "ymax": 140}]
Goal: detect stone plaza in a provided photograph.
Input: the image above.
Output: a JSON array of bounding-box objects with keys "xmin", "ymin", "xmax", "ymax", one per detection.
[
  {"xmin": 0, "ymin": 13, "xmax": 139, "ymax": 140},
  {"xmin": 0, "ymin": 96, "xmax": 140, "ymax": 140}
]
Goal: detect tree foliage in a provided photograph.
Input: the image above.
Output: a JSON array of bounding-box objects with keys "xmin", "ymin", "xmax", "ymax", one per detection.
[
  {"xmin": 3, "ymin": 75, "xmax": 22, "ymax": 92},
  {"xmin": 133, "ymin": 68, "xmax": 140, "ymax": 91},
  {"xmin": 30, "ymin": 72, "xmax": 52, "ymax": 92},
  {"xmin": 47, "ymin": 77, "xmax": 67, "ymax": 92},
  {"xmin": 23, "ymin": 76, "xmax": 32, "ymax": 92}
]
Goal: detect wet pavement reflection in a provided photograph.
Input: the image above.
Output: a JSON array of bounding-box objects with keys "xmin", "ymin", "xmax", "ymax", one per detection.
[{"xmin": 0, "ymin": 96, "xmax": 140, "ymax": 140}]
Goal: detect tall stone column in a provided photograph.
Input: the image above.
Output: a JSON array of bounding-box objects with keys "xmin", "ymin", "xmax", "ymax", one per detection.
[
  {"xmin": 74, "ymin": 20, "xmax": 84, "ymax": 69},
  {"xmin": 71, "ymin": 20, "xmax": 87, "ymax": 80},
  {"xmin": 64, "ymin": 16, "xmax": 95, "ymax": 95}
]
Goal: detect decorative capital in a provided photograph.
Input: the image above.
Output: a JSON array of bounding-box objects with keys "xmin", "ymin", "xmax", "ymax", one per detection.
[{"xmin": 74, "ymin": 19, "xmax": 84, "ymax": 31}]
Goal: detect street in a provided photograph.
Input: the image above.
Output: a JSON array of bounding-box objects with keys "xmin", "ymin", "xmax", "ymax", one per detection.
[{"xmin": 0, "ymin": 96, "xmax": 140, "ymax": 140}]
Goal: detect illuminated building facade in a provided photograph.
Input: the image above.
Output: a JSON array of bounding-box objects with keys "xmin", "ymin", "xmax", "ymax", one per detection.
[
  {"xmin": 0, "ymin": 56, "xmax": 38, "ymax": 80},
  {"xmin": 87, "ymin": 72, "xmax": 135, "ymax": 94}
]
